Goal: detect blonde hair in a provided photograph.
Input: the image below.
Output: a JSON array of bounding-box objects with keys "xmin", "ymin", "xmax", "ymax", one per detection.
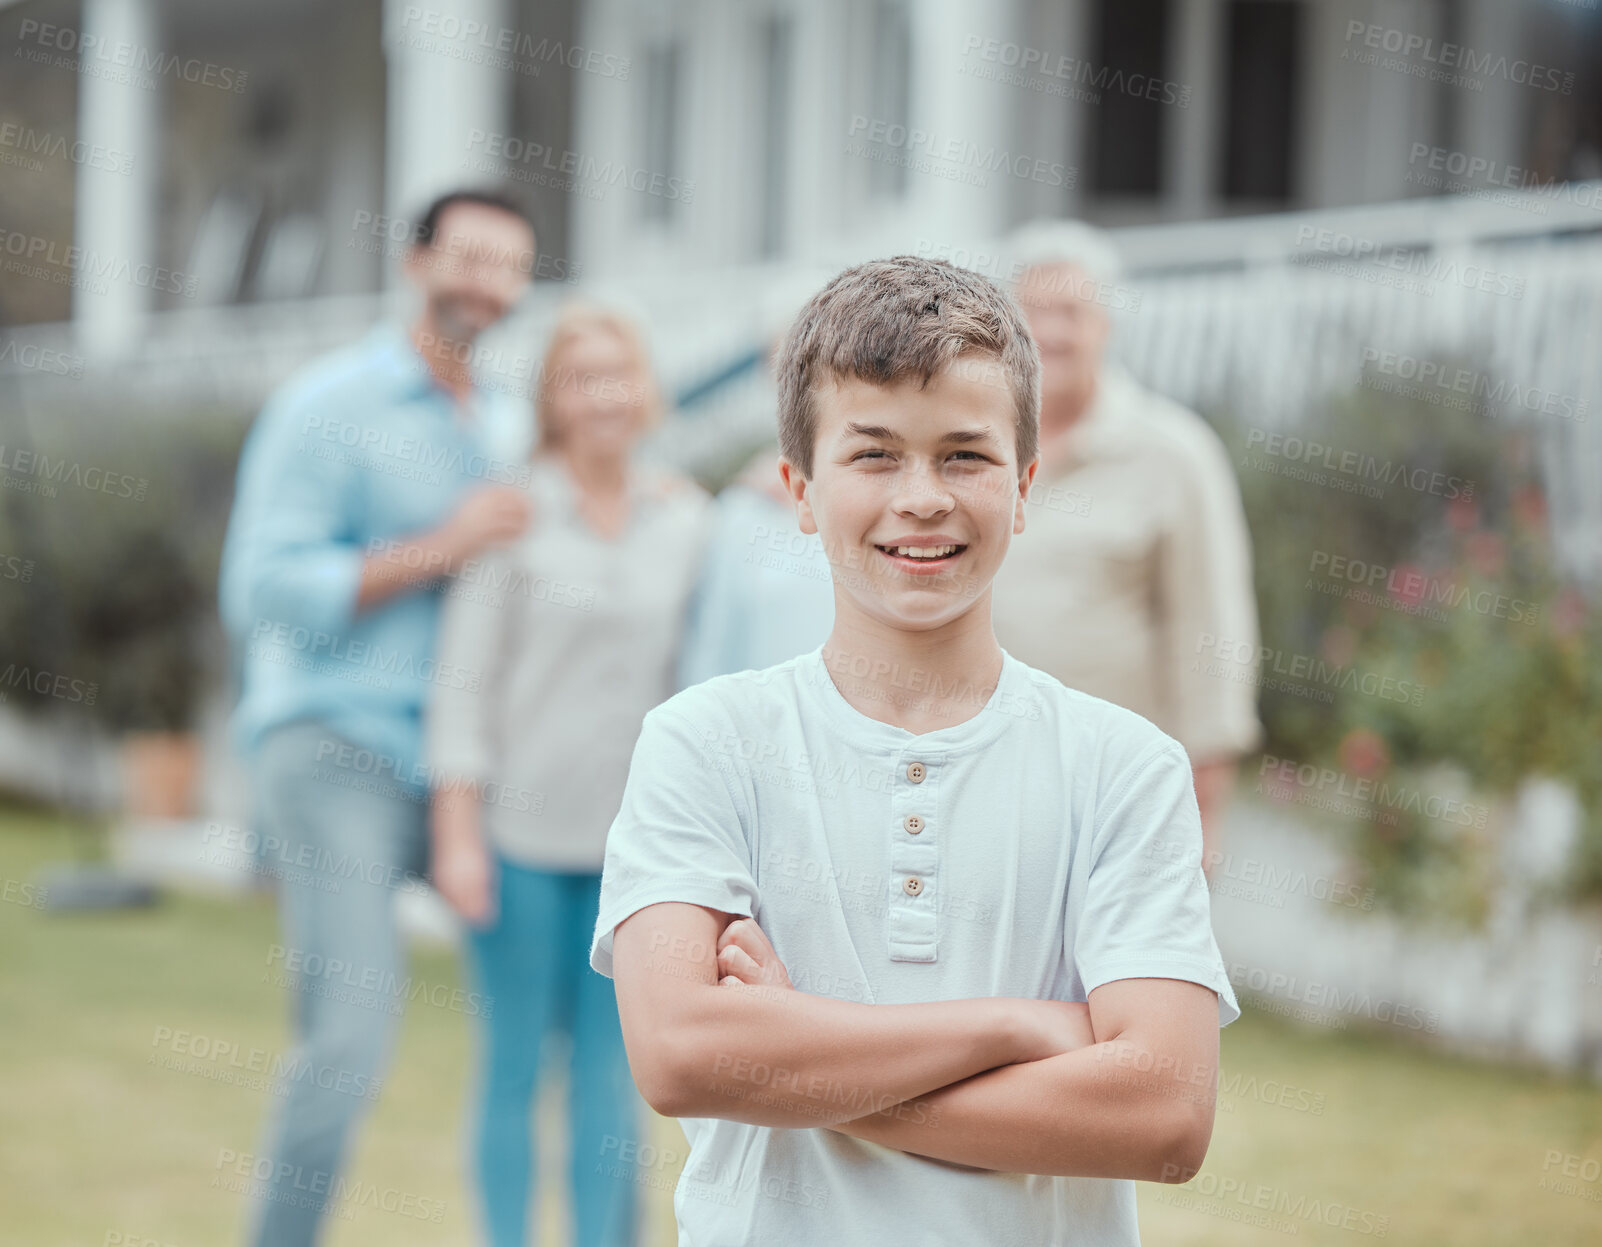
[{"xmin": 533, "ymin": 301, "xmax": 665, "ymax": 454}]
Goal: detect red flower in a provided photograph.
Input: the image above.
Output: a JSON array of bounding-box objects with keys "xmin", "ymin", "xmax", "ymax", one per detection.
[
  {"xmin": 1466, "ymin": 532, "xmax": 1506, "ymax": 578},
  {"xmin": 1338, "ymin": 728, "xmax": 1391, "ymax": 779},
  {"xmin": 1388, "ymin": 563, "xmax": 1429, "ymax": 607},
  {"xmin": 1511, "ymin": 485, "xmax": 1548, "ymax": 536},
  {"xmin": 1446, "ymin": 495, "xmax": 1479, "ymax": 533}
]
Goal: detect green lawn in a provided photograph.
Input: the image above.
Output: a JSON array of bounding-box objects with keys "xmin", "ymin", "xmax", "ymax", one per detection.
[{"xmin": 2, "ymin": 805, "xmax": 1599, "ymax": 1246}]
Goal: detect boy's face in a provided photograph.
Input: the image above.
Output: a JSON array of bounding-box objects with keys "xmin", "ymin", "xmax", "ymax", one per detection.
[{"xmin": 780, "ymin": 354, "xmax": 1038, "ymax": 633}]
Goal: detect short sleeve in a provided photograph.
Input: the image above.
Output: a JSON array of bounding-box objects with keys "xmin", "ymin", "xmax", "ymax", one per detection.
[
  {"xmin": 424, "ymin": 549, "xmax": 514, "ymax": 786},
  {"xmin": 1073, "ymin": 742, "xmax": 1240, "ymax": 1026},
  {"xmin": 589, "ymin": 702, "xmax": 758, "ymax": 978}
]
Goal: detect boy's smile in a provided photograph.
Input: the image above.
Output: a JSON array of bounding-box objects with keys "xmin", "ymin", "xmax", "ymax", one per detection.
[{"xmin": 782, "ymin": 352, "xmax": 1037, "ymax": 632}]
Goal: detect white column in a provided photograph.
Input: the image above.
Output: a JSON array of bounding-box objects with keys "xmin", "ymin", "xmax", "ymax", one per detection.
[
  {"xmin": 72, "ymin": 0, "xmax": 161, "ymax": 360},
  {"xmin": 381, "ymin": 0, "xmax": 512, "ymax": 258},
  {"xmin": 1011, "ymin": 0, "xmax": 1090, "ymax": 223},
  {"xmin": 1454, "ymin": 0, "xmax": 1525, "ymax": 182},
  {"xmin": 1166, "ymin": 0, "xmax": 1220, "ymax": 220},
  {"xmin": 905, "ymin": 0, "xmax": 1019, "ymax": 247}
]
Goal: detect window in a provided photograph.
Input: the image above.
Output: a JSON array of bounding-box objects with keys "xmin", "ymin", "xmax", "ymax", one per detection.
[
  {"xmin": 1088, "ymin": 0, "xmax": 1171, "ymax": 197},
  {"xmin": 1221, "ymin": 0, "xmax": 1302, "ymax": 202}
]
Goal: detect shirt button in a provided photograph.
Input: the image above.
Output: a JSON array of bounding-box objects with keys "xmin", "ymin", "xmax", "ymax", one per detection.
[
  {"xmin": 906, "ymin": 762, "xmax": 926, "ymax": 783},
  {"xmin": 903, "ymin": 815, "xmax": 924, "ymax": 835},
  {"xmin": 903, "ymin": 876, "xmax": 923, "ymax": 896}
]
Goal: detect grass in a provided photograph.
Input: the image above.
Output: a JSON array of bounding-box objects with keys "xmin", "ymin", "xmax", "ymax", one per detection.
[{"xmin": 2, "ymin": 805, "xmax": 1599, "ymax": 1245}]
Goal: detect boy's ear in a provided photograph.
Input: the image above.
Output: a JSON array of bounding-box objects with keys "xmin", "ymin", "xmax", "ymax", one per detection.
[
  {"xmin": 1014, "ymin": 456, "xmax": 1040, "ymax": 534},
  {"xmin": 777, "ymin": 457, "xmax": 819, "ymax": 535}
]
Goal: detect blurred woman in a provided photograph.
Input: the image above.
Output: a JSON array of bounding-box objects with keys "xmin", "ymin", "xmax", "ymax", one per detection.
[{"xmin": 426, "ymin": 302, "xmax": 713, "ymax": 1247}]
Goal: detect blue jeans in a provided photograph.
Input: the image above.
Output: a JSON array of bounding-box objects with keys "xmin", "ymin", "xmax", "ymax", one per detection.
[
  {"xmin": 246, "ymin": 718, "xmax": 431, "ymax": 1247},
  {"xmin": 467, "ymin": 858, "xmax": 641, "ymax": 1247}
]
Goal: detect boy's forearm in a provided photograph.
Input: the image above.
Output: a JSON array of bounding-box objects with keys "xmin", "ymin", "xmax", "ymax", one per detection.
[
  {"xmin": 644, "ymin": 985, "xmax": 1028, "ymax": 1128},
  {"xmin": 826, "ymin": 1037, "xmax": 1213, "ymax": 1182}
]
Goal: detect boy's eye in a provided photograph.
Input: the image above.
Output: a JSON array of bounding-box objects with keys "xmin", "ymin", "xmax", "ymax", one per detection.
[
  {"xmin": 851, "ymin": 449, "xmax": 891, "ymax": 461},
  {"xmin": 950, "ymin": 451, "xmax": 986, "ymax": 462}
]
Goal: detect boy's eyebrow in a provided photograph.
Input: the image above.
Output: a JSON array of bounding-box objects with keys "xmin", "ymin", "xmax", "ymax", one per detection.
[{"xmin": 841, "ymin": 422, "xmax": 1000, "ymax": 445}]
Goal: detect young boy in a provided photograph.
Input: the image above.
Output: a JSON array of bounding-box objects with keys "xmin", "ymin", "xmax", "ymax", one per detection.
[{"xmin": 589, "ymin": 256, "xmax": 1238, "ymax": 1244}]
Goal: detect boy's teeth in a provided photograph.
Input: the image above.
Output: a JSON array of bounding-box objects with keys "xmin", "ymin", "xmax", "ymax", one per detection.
[{"xmin": 890, "ymin": 545, "xmax": 958, "ymax": 558}]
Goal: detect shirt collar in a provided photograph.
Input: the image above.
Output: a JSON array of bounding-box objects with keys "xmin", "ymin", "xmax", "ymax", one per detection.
[
  {"xmin": 794, "ymin": 643, "xmax": 1026, "ymax": 755},
  {"xmin": 363, "ymin": 321, "xmax": 453, "ymax": 402}
]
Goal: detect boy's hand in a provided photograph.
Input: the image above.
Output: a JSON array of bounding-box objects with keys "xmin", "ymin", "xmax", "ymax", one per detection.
[
  {"xmin": 1011, "ymin": 999, "xmax": 1096, "ymax": 1063},
  {"xmin": 715, "ymin": 917, "xmax": 793, "ymax": 991}
]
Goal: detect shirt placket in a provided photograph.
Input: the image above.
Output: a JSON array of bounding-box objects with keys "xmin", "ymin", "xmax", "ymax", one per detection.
[{"xmin": 886, "ymin": 750, "xmax": 941, "ymax": 962}]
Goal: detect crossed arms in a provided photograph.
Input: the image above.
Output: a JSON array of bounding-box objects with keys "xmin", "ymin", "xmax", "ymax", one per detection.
[{"xmin": 610, "ymin": 901, "xmax": 1219, "ymax": 1183}]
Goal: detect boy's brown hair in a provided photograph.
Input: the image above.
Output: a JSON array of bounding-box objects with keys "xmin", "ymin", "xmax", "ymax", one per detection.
[{"xmin": 774, "ymin": 255, "xmax": 1041, "ymax": 479}]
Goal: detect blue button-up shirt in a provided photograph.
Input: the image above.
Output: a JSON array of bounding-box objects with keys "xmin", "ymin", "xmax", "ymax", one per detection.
[{"xmin": 218, "ymin": 322, "xmax": 531, "ymax": 792}]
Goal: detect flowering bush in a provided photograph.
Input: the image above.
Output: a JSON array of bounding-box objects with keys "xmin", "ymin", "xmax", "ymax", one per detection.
[{"xmin": 1216, "ymin": 365, "xmax": 1601, "ymax": 917}]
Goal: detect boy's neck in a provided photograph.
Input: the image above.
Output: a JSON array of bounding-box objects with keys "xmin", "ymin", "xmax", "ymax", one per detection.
[{"xmin": 821, "ymin": 601, "xmax": 1004, "ymax": 734}]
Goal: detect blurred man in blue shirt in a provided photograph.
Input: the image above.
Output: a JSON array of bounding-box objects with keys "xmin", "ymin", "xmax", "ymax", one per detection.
[{"xmin": 218, "ymin": 188, "xmax": 537, "ymax": 1247}]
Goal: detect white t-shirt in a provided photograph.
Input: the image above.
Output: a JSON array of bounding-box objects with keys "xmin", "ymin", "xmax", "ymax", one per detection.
[{"xmin": 591, "ymin": 644, "xmax": 1239, "ymax": 1246}]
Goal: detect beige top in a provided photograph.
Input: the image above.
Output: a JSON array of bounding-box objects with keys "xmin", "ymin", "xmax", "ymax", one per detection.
[
  {"xmin": 426, "ymin": 454, "xmax": 715, "ymax": 870},
  {"xmin": 991, "ymin": 366, "xmax": 1263, "ymax": 763}
]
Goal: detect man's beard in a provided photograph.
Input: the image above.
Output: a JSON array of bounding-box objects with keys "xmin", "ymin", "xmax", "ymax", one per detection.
[{"xmin": 430, "ymin": 295, "xmax": 489, "ymax": 345}]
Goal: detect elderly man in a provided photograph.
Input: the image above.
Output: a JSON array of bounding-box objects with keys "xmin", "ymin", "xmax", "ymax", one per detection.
[{"xmin": 990, "ymin": 220, "xmax": 1262, "ymax": 858}]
